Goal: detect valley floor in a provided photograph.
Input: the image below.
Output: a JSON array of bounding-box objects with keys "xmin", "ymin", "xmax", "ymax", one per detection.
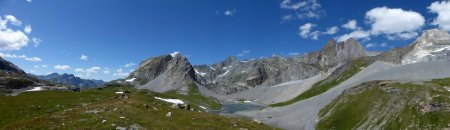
[
  {"xmin": 233, "ymin": 61, "xmax": 450, "ymax": 130},
  {"xmin": 0, "ymin": 86, "xmax": 277, "ymax": 129}
]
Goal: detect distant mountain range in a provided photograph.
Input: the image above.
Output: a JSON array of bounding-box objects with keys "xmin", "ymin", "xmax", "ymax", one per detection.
[
  {"xmin": 35, "ymin": 73, "xmax": 104, "ymax": 88},
  {"xmin": 119, "ymin": 29, "xmax": 450, "ymax": 96}
]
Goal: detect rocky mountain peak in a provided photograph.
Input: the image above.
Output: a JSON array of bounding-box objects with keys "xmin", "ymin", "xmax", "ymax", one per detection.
[
  {"xmin": 322, "ymin": 39, "xmax": 337, "ymax": 51},
  {"xmin": 401, "ymin": 29, "xmax": 450, "ymax": 65},
  {"xmin": 418, "ymin": 29, "xmax": 450, "ymax": 44},
  {"xmin": 127, "ymin": 52, "xmax": 197, "ymax": 93},
  {"xmin": 223, "ymin": 56, "xmax": 239, "ymax": 65}
]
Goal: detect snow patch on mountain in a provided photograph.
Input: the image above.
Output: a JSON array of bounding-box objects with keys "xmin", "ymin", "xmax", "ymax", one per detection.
[{"xmin": 170, "ymin": 51, "xmax": 180, "ymax": 57}]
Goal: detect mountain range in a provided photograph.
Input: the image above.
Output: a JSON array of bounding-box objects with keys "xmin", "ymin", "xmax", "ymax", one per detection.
[
  {"xmin": 123, "ymin": 29, "xmax": 450, "ymax": 96},
  {"xmin": 123, "ymin": 38, "xmax": 366, "ymax": 95},
  {"xmin": 1, "ymin": 28, "xmax": 450, "ymax": 129},
  {"xmin": 34, "ymin": 73, "xmax": 105, "ymax": 88}
]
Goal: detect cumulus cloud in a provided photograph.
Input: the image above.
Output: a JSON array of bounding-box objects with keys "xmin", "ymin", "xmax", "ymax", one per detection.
[
  {"xmin": 366, "ymin": 7, "xmax": 425, "ymax": 40},
  {"xmin": 428, "ymin": 1, "xmax": 450, "ymax": 31},
  {"xmin": 32, "ymin": 37, "xmax": 41, "ymax": 47},
  {"xmin": 124, "ymin": 62, "xmax": 136, "ymax": 68},
  {"xmin": 224, "ymin": 9, "xmax": 237, "ymax": 16},
  {"xmin": 80, "ymin": 54, "xmax": 88, "ymax": 61},
  {"xmin": 280, "ymin": 0, "xmax": 324, "ymax": 20},
  {"xmin": 342, "ymin": 19, "xmax": 359, "ymax": 30},
  {"xmin": 4, "ymin": 15, "xmax": 21, "ymax": 26},
  {"xmin": 54, "ymin": 65, "xmax": 71, "ymax": 70},
  {"xmin": 103, "ymin": 68, "xmax": 111, "ymax": 74},
  {"xmin": 299, "ymin": 23, "xmax": 338, "ymax": 40},
  {"xmin": 0, "ymin": 15, "xmax": 30, "ymax": 51},
  {"xmin": 74, "ymin": 66, "xmax": 102, "ymax": 77},
  {"xmin": 323, "ymin": 26, "xmax": 339, "ymax": 35},
  {"xmin": 299, "ymin": 23, "xmax": 316, "ymax": 38},
  {"xmin": 237, "ymin": 50, "xmax": 250, "ymax": 57},
  {"xmin": 0, "ymin": 52, "xmax": 41, "ymax": 62},
  {"xmin": 24, "ymin": 25, "xmax": 32, "ymax": 34},
  {"xmin": 336, "ymin": 30, "xmax": 371, "ymax": 42}
]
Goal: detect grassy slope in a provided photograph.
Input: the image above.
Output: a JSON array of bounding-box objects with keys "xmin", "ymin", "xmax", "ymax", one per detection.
[
  {"xmin": 317, "ymin": 79, "xmax": 450, "ymax": 130},
  {"xmin": 270, "ymin": 58, "xmax": 372, "ymax": 107},
  {"xmin": 0, "ymin": 87, "xmax": 276, "ymax": 129},
  {"xmin": 163, "ymin": 83, "xmax": 222, "ymax": 110}
]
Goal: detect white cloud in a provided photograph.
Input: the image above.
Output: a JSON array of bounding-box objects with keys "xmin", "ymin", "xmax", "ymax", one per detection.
[
  {"xmin": 224, "ymin": 9, "xmax": 237, "ymax": 16},
  {"xmin": 80, "ymin": 54, "xmax": 88, "ymax": 61},
  {"xmin": 337, "ymin": 30, "xmax": 371, "ymax": 42},
  {"xmin": 299, "ymin": 23, "xmax": 337, "ymax": 40},
  {"xmin": 24, "ymin": 25, "xmax": 32, "ymax": 34},
  {"xmin": 113, "ymin": 68, "xmax": 129, "ymax": 77},
  {"xmin": 4, "ymin": 15, "xmax": 21, "ymax": 26},
  {"xmin": 428, "ymin": 1, "xmax": 450, "ymax": 31},
  {"xmin": 41, "ymin": 65, "xmax": 47, "ymax": 67},
  {"xmin": 26, "ymin": 0, "xmax": 32, "ymax": 3},
  {"xmin": 74, "ymin": 68, "xmax": 84, "ymax": 72},
  {"xmin": 0, "ymin": 52, "xmax": 41, "ymax": 62},
  {"xmin": 103, "ymin": 68, "xmax": 111, "ymax": 74},
  {"xmin": 280, "ymin": 0, "xmax": 323, "ymax": 19},
  {"xmin": 282, "ymin": 15, "xmax": 293, "ymax": 21},
  {"xmin": 0, "ymin": 15, "xmax": 29, "ymax": 51},
  {"xmin": 32, "ymin": 37, "xmax": 41, "ymax": 47},
  {"xmin": 342, "ymin": 19, "xmax": 359, "ymax": 30},
  {"xmin": 366, "ymin": 42, "xmax": 387, "ymax": 48},
  {"xmin": 24, "ymin": 56, "xmax": 41, "ymax": 61},
  {"xmin": 386, "ymin": 32, "xmax": 418, "ymax": 40},
  {"xmin": 237, "ymin": 50, "xmax": 250, "ymax": 57},
  {"xmin": 323, "ymin": 26, "xmax": 339, "ymax": 35},
  {"xmin": 366, "ymin": 7, "xmax": 425, "ymax": 40},
  {"xmin": 125, "ymin": 62, "xmax": 136, "ymax": 68},
  {"xmin": 299, "ymin": 23, "xmax": 316, "ymax": 38},
  {"xmin": 73, "ymin": 66, "xmax": 102, "ymax": 77},
  {"xmin": 54, "ymin": 65, "xmax": 71, "ymax": 70}
]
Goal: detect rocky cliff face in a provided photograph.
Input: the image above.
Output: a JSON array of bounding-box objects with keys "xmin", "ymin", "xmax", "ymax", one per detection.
[
  {"xmin": 194, "ymin": 38, "xmax": 366, "ymax": 94},
  {"xmin": 36, "ymin": 73, "xmax": 104, "ymax": 88},
  {"xmin": 401, "ymin": 29, "xmax": 450, "ymax": 64},
  {"xmin": 126, "ymin": 52, "xmax": 197, "ymax": 93},
  {"xmin": 127, "ymin": 38, "xmax": 365, "ymax": 95},
  {"xmin": 378, "ymin": 29, "xmax": 450, "ymax": 64}
]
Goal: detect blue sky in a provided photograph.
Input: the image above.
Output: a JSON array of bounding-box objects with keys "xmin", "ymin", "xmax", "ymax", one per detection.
[{"xmin": 0, "ymin": 0, "xmax": 449, "ymax": 81}]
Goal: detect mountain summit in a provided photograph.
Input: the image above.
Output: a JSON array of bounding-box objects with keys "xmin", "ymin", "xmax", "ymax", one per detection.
[
  {"xmin": 35, "ymin": 73, "xmax": 104, "ymax": 88},
  {"xmin": 401, "ymin": 29, "xmax": 450, "ymax": 64},
  {"xmin": 127, "ymin": 52, "xmax": 197, "ymax": 93},
  {"xmin": 127, "ymin": 38, "xmax": 366, "ymax": 95}
]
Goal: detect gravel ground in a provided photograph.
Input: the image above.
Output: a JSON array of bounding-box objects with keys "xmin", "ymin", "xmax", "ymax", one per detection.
[{"xmin": 235, "ymin": 61, "xmax": 450, "ymax": 130}]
